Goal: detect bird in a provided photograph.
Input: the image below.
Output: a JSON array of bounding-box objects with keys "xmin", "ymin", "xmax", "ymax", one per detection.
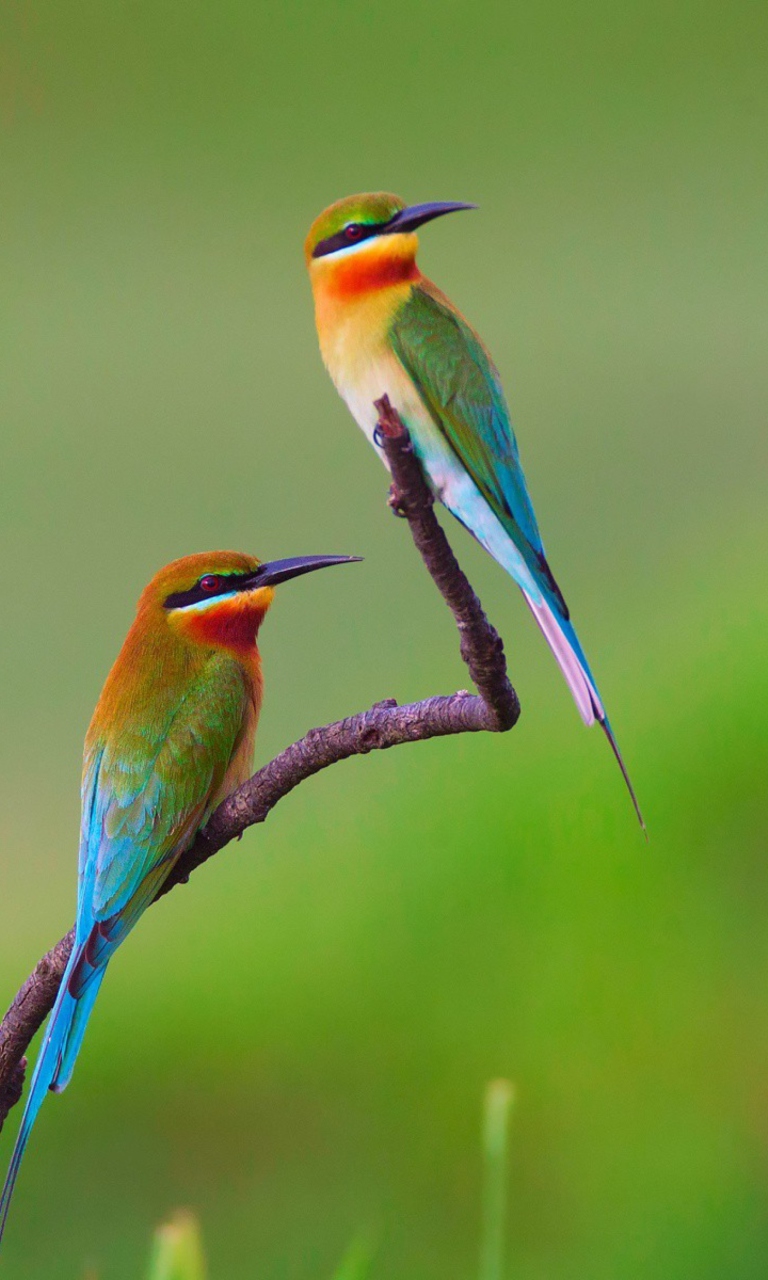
[
  {"xmin": 0, "ymin": 548, "xmax": 360, "ymax": 1245},
  {"xmin": 305, "ymin": 192, "xmax": 643, "ymax": 827}
]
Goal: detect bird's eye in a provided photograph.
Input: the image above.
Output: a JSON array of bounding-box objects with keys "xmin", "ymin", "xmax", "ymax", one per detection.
[
  {"xmin": 198, "ymin": 574, "xmax": 221, "ymax": 593},
  {"xmin": 344, "ymin": 223, "xmax": 364, "ymax": 241}
]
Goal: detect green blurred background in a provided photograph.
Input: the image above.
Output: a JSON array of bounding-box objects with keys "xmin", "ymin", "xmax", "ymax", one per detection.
[{"xmin": 1, "ymin": 0, "xmax": 767, "ymax": 1274}]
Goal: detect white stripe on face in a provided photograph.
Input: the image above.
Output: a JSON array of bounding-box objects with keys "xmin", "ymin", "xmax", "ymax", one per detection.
[{"xmin": 172, "ymin": 590, "xmax": 239, "ymax": 613}]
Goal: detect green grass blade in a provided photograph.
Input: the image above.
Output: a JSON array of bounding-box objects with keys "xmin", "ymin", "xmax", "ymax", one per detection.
[
  {"xmin": 479, "ymin": 1079, "xmax": 515, "ymax": 1280},
  {"xmin": 331, "ymin": 1232, "xmax": 376, "ymax": 1280},
  {"xmin": 146, "ymin": 1211, "xmax": 207, "ymax": 1280}
]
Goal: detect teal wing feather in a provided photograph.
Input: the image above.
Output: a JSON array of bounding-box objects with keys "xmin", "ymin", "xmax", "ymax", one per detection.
[
  {"xmin": 78, "ymin": 656, "xmax": 249, "ymax": 970},
  {"xmin": 389, "ymin": 281, "xmax": 568, "ymax": 616}
]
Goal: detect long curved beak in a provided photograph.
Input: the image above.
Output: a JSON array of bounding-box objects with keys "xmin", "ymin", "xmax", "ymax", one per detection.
[
  {"xmin": 243, "ymin": 554, "xmax": 362, "ymax": 589},
  {"xmin": 383, "ymin": 201, "xmax": 477, "ymax": 234}
]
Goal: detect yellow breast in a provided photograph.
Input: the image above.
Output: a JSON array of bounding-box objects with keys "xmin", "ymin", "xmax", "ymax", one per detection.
[{"xmin": 309, "ymin": 235, "xmax": 425, "ymax": 447}]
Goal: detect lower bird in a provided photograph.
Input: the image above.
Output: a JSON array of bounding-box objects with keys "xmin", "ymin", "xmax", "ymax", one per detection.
[
  {"xmin": 305, "ymin": 192, "xmax": 642, "ymax": 826},
  {"xmin": 0, "ymin": 548, "xmax": 359, "ymax": 1245}
]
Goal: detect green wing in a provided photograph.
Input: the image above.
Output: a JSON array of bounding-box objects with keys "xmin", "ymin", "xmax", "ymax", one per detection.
[
  {"xmin": 390, "ymin": 281, "xmax": 562, "ymax": 600},
  {"xmin": 80, "ymin": 655, "xmax": 249, "ymax": 956}
]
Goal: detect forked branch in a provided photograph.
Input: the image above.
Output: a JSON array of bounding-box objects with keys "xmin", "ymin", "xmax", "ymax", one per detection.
[{"xmin": 0, "ymin": 397, "xmax": 519, "ymax": 1130}]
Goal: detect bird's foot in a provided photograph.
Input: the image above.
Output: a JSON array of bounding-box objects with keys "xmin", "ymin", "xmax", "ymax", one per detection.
[
  {"xmin": 374, "ymin": 423, "xmax": 414, "ymax": 459},
  {"xmin": 373, "ymin": 423, "xmax": 413, "ymax": 451}
]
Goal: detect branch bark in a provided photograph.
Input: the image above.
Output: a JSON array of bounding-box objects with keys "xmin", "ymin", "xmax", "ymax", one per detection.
[{"xmin": 0, "ymin": 398, "xmax": 519, "ymax": 1131}]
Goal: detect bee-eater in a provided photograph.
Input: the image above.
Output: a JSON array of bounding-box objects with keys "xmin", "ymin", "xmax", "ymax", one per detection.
[
  {"xmin": 0, "ymin": 548, "xmax": 359, "ymax": 1244},
  {"xmin": 305, "ymin": 192, "xmax": 642, "ymax": 825}
]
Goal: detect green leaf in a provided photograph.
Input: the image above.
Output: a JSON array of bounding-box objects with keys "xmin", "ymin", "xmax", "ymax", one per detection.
[
  {"xmin": 146, "ymin": 1211, "xmax": 207, "ymax": 1280},
  {"xmin": 479, "ymin": 1080, "xmax": 515, "ymax": 1280}
]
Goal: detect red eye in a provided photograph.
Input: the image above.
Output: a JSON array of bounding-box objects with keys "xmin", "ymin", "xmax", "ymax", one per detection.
[
  {"xmin": 198, "ymin": 574, "xmax": 221, "ymax": 593},
  {"xmin": 345, "ymin": 223, "xmax": 363, "ymax": 241}
]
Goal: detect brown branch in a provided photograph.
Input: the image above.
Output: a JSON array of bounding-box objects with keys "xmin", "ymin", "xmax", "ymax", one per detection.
[
  {"xmin": 374, "ymin": 395, "xmax": 518, "ymax": 732},
  {"xmin": 0, "ymin": 399, "xmax": 519, "ymax": 1131}
]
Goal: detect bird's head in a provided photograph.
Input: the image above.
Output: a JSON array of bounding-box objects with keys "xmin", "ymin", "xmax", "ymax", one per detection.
[
  {"xmin": 140, "ymin": 550, "xmax": 360, "ymax": 654},
  {"xmin": 305, "ymin": 192, "xmax": 475, "ymax": 297}
]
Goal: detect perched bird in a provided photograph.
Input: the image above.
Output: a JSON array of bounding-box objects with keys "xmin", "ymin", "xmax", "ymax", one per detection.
[
  {"xmin": 0, "ymin": 549, "xmax": 359, "ymax": 1244},
  {"xmin": 305, "ymin": 192, "xmax": 642, "ymax": 825}
]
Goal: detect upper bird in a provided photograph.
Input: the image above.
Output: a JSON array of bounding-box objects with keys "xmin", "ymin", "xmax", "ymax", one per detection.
[
  {"xmin": 0, "ymin": 548, "xmax": 359, "ymax": 1246},
  {"xmin": 305, "ymin": 192, "xmax": 642, "ymax": 826}
]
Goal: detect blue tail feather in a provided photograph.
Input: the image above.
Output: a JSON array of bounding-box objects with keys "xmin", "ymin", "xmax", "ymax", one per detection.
[
  {"xmin": 0, "ymin": 944, "xmax": 105, "ymax": 1247},
  {"xmin": 448, "ymin": 478, "xmax": 645, "ymax": 827},
  {"xmin": 51, "ymin": 970, "xmax": 105, "ymax": 1094},
  {"xmin": 1, "ymin": 879, "xmax": 162, "ymax": 1244}
]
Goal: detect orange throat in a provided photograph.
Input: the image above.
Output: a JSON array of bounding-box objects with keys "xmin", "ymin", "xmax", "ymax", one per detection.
[
  {"xmin": 311, "ymin": 232, "xmax": 421, "ymax": 305},
  {"xmin": 178, "ymin": 592, "xmax": 273, "ymax": 659}
]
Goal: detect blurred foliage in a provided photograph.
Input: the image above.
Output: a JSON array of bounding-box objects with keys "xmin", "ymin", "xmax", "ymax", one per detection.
[
  {"xmin": 1, "ymin": 0, "xmax": 767, "ymax": 1276},
  {"xmin": 142, "ymin": 1215, "xmax": 373, "ymax": 1280},
  {"xmin": 146, "ymin": 1213, "xmax": 207, "ymax": 1280},
  {"xmin": 329, "ymin": 1237, "xmax": 375, "ymax": 1280},
  {"xmin": 128, "ymin": 1081, "xmax": 512, "ymax": 1279}
]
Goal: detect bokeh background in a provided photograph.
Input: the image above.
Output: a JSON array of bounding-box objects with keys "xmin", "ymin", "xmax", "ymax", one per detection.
[{"xmin": 1, "ymin": 1, "xmax": 767, "ymax": 1275}]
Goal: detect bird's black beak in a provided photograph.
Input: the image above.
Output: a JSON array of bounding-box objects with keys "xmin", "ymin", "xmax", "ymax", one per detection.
[
  {"xmin": 242, "ymin": 555, "xmax": 362, "ymax": 589},
  {"xmin": 383, "ymin": 201, "xmax": 477, "ymax": 234}
]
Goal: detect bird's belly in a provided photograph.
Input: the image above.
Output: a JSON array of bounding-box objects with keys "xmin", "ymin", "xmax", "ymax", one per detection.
[
  {"xmin": 326, "ymin": 335, "xmax": 540, "ymax": 598},
  {"xmin": 329, "ymin": 341, "xmax": 454, "ymax": 489}
]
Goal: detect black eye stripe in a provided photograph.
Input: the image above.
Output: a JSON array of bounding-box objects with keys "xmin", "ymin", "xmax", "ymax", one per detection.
[
  {"xmin": 163, "ymin": 570, "xmax": 258, "ymax": 611},
  {"xmin": 312, "ymin": 220, "xmax": 384, "ymax": 259}
]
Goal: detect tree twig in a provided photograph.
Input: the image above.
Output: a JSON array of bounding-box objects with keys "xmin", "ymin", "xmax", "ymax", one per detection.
[
  {"xmin": 374, "ymin": 395, "xmax": 518, "ymax": 732},
  {"xmin": 0, "ymin": 398, "xmax": 519, "ymax": 1132}
]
